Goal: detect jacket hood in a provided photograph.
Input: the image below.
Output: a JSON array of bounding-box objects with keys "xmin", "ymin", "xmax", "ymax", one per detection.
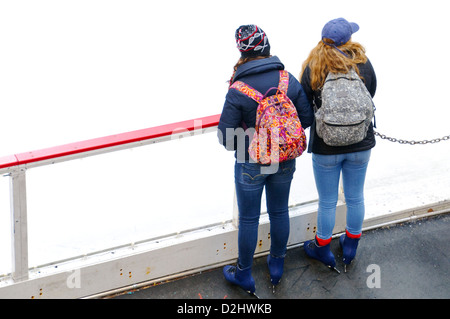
[{"xmin": 233, "ymin": 56, "xmax": 284, "ymax": 82}]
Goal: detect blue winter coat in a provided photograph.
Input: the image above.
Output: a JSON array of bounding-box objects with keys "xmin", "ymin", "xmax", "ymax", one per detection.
[{"xmin": 217, "ymin": 56, "xmax": 314, "ymax": 162}]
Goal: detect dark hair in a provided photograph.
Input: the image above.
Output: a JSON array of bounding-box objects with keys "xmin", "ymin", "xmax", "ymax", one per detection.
[{"xmin": 229, "ymin": 55, "xmax": 272, "ymax": 86}]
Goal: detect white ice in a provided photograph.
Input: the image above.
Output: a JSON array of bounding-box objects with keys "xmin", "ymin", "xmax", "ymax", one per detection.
[{"xmin": 0, "ymin": 0, "xmax": 449, "ymax": 275}]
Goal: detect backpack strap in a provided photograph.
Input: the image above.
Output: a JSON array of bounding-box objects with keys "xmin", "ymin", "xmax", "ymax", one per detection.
[
  {"xmin": 229, "ymin": 81, "xmax": 264, "ymax": 103},
  {"xmin": 230, "ymin": 70, "xmax": 289, "ymax": 100},
  {"xmin": 277, "ymin": 70, "xmax": 289, "ymax": 94}
]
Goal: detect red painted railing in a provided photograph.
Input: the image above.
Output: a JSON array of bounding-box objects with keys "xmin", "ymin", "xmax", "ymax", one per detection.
[{"xmin": 0, "ymin": 114, "xmax": 221, "ymax": 169}]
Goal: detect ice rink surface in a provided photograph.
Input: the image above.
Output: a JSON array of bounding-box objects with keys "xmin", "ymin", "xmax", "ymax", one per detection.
[{"xmin": 0, "ymin": 0, "xmax": 449, "ymax": 275}]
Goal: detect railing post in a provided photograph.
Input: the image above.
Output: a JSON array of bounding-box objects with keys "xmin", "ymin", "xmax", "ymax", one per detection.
[
  {"xmin": 232, "ymin": 188, "xmax": 239, "ymax": 228},
  {"xmin": 9, "ymin": 166, "xmax": 29, "ymax": 281},
  {"xmin": 338, "ymin": 173, "xmax": 345, "ymax": 203}
]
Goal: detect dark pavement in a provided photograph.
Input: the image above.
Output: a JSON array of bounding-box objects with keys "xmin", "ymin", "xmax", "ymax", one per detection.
[{"xmin": 111, "ymin": 213, "xmax": 449, "ymax": 299}]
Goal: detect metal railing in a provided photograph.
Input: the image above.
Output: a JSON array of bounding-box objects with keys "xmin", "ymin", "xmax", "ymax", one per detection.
[
  {"xmin": 1, "ymin": 112, "xmax": 449, "ymax": 298},
  {"xmin": 0, "ymin": 114, "xmax": 221, "ymax": 282}
]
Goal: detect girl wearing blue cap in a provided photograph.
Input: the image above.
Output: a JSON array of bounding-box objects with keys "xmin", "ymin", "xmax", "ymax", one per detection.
[{"xmin": 300, "ymin": 18, "xmax": 377, "ymax": 272}]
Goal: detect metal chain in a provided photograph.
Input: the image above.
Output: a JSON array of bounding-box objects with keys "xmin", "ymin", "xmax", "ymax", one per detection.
[{"xmin": 374, "ymin": 131, "xmax": 450, "ymax": 145}]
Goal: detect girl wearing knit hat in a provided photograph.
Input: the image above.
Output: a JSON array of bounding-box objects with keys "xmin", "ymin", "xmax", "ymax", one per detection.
[{"xmin": 217, "ymin": 25, "xmax": 314, "ymax": 295}]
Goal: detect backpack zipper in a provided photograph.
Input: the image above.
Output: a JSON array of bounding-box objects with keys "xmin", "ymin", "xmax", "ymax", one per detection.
[{"xmin": 324, "ymin": 120, "xmax": 365, "ymax": 127}]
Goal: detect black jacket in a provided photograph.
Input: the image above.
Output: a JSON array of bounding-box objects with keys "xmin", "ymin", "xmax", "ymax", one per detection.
[
  {"xmin": 218, "ymin": 56, "xmax": 314, "ymax": 161},
  {"xmin": 300, "ymin": 59, "xmax": 377, "ymax": 155}
]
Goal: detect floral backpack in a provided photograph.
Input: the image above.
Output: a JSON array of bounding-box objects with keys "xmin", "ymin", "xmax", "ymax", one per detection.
[{"xmin": 230, "ymin": 70, "xmax": 307, "ymax": 164}]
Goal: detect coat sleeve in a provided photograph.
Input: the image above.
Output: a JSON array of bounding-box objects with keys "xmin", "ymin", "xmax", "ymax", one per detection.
[
  {"xmin": 366, "ymin": 59, "xmax": 377, "ymax": 98},
  {"xmin": 359, "ymin": 59, "xmax": 377, "ymax": 98},
  {"xmin": 217, "ymin": 90, "xmax": 243, "ymax": 151},
  {"xmin": 300, "ymin": 66, "xmax": 315, "ymax": 107},
  {"xmin": 288, "ymin": 73, "xmax": 314, "ymax": 129}
]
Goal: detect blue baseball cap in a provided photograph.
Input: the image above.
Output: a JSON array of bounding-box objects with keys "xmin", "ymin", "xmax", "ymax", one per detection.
[{"xmin": 322, "ymin": 18, "xmax": 359, "ymax": 46}]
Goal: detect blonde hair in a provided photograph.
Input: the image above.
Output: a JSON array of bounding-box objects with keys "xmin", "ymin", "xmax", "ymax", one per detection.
[{"xmin": 300, "ymin": 39, "xmax": 367, "ymax": 90}]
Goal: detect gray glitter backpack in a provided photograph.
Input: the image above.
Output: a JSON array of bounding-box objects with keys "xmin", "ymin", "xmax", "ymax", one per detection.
[{"xmin": 315, "ymin": 68, "xmax": 375, "ymax": 146}]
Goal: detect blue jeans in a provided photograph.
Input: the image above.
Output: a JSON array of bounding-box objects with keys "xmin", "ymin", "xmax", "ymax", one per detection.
[
  {"xmin": 312, "ymin": 150, "xmax": 371, "ymax": 240},
  {"xmin": 234, "ymin": 160, "xmax": 296, "ymax": 269}
]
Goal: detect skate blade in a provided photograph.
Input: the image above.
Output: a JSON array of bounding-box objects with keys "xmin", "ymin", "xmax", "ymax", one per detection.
[
  {"xmin": 248, "ymin": 291, "xmax": 260, "ymax": 299},
  {"xmin": 328, "ymin": 265, "xmax": 341, "ymax": 274}
]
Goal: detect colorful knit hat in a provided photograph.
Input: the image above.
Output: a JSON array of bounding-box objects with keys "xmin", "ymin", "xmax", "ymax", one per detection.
[{"xmin": 235, "ymin": 25, "xmax": 271, "ymax": 58}]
